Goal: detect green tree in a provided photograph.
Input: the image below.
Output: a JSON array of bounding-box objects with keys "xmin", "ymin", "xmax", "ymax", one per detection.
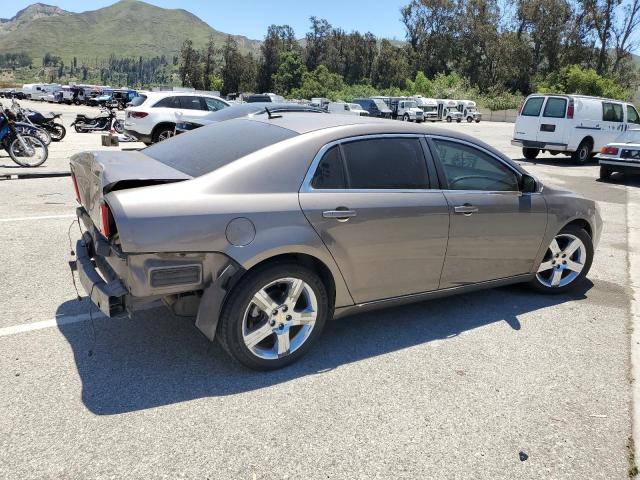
[
  {"xmin": 258, "ymin": 25, "xmax": 299, "ymax": 92},
  {"xmin": 291, "ymin": 65, "xmax": 344, "ymax": 99},
  {"xmin": 371, "ymin": 40, "xmax": 409, "ymax": 89},
  {"xmin": 273, "ymin": 51, "xmax": 307, "ymax": 96}
]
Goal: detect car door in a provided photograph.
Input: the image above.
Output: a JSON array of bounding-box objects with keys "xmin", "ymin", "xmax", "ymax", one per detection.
[
  {"xmin": 174, "ymin": 95, "xmax": 209, "ymax": 124},
  {"xmin": 299, "ymin": 135, "xmax": 450, "ymax": 304},
  {"xmin": 427, "ymin": 136, "xmax": 547, "ymax": 288},
  {"xmin": 536, "ymin": 96, "xmax": 567, "ymax": 146},
  {"xmin": 626, "ymin": 104, "xmax": 640, "ymax": 132},
  {"xmin": 601, "ymin": 101, "xmax": 626, "ymax": 144}
]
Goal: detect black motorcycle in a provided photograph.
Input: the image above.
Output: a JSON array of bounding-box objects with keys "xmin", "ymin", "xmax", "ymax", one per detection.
[
  {"xmin": 70, "ymin": 107, "xmax": 124, "ymax": 134},
  {"xmin": 11, "ymin": 100, "xmax": 66, "ymax": 142},
  {"xmin": 0, "ymin": 108, "xmax": 48, "ymax": 167}
]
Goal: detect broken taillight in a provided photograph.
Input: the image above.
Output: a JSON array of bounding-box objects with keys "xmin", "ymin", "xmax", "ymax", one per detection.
[{"xmin": 99, "ymin": 202, "xmax": 115, "ymax": 238}]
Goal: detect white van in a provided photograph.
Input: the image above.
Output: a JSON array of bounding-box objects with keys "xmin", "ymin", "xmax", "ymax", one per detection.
[
  {"xmin": 22, "ymin": 83, "xmax": 60, "ymax": 101},
  {"xmin": 327, "ymin": 102, "xmax": 369, "ymax": 116},
  {"xmin": 511, "ymin": 94, "xmax": 640, "ymax": 164}
]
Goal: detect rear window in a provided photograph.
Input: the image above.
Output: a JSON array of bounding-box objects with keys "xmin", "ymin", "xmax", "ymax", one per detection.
[
  {"xmin": 522, "ymin": 97, "xmax": 544, "ymax": 116},
  {"xmin": 153, "ymin": 96, "xmax": 179, "ymax": 108},
  {"xmin": 543, "ymin": 97, "xmax": 567, "ymax": 118},
  {"xmin": 144, "ymin": 119, "xmax": 298, "ymax": 177}
]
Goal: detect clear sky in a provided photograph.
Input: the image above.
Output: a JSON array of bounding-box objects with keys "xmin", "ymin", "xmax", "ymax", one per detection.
[{"xmin": 6, "ymin": 0, "xmax": 409, "ymax": 41}]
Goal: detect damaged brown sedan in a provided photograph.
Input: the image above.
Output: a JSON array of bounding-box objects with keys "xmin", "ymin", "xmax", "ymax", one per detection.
[{"xmin": 70, "ymin": 113, "xmax": 601, "ymax": 370}]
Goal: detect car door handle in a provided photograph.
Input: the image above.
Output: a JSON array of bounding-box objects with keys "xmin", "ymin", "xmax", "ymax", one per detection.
[
  {"xmin": 454, "ymin": 204, "xmax": 478, "ymax": 215},
  {"xmin": 323, "ymin": 208, "xmax": 357, "ymax": 221}
]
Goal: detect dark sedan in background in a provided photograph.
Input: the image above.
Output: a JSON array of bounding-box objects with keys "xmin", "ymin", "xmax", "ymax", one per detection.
[{"xmin": 175, "ymin": 102, "xmax": 326, "ymax": 134}]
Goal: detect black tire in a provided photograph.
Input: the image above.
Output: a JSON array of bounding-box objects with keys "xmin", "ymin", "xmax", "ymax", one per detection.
[
  {"xmin": 153, "ymin": 125, "xmax": 174, "ymax": 143},
  {"xmin": 599, "ymin": 165, "xmax": 612, "ymax": 180},
  {"xmin": 528, "ymin": 225, "xmax": 593, "ymax": 294},
  {"xmin": 467, "ymin": 117, "xmax": 473, "ymax": 123},
  {"xmin": 456, "ymin": 118, "xmax": 461, "ymax": 123},
  {"xmin": 571, "ymin": 139, "xmax": 592, "ymax": 165},
  {"xmin": 446, "ymin": 116, "xmax": 452, "ymax": 123},
  {"xmin": 217, "ymin": 262, "xmax": 330, "ymax": 370},
  {"xmin": 49, "ymin": 123, "xmax": 66, "ymax": 141},
  {"xmin": 74, "ymin": 124, "xmax": 86, "ymax": 133},
  {"xmin": 523, "ymin": 148, "xmax": 540, "ymax": 160},
  {"xmin": 113, "ymin": 120, "xmax": 124, "ymax": 134},
  {"xmin": 475, "ymin": 119, "xmax": 480, "ymax": 123},
  {"xmin": 403, "ymin": 114, "xmax": 410, "ymax": 122}
]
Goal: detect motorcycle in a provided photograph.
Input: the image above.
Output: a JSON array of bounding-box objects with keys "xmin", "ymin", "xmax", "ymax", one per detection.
[
  {"xmin": 0, "ymin": 107, "xmax": 48, "ymax": 167},
  {"xmin": 70, "ymin": 107, "xmax": 124, "ymax": 134},
  {"xmin": 11, "ymin": 99, "xmax": 66, "ymax": 142},
  {"xmin": 13, "ymin": 121, "xmax": 52, "ymax": 146}
]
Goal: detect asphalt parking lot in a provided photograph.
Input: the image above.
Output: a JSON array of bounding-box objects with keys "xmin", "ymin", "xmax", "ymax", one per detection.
[{"xmin": 1, "ymin": 101, "xmax": 639, "ymax": 479}]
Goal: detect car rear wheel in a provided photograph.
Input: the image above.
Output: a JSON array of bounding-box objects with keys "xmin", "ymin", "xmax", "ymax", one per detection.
[
  {"xmin": 522, "ymin": 148, "xmax": 539, "ymax": 160},
  {"xmin": 528, "ymin": 225, "xmax": 593, "ymax": 294},
  {"xmin": 571, "ymin": 139, "xmax": 592, "ymax": 165},
  {"xmin": 599, "ymin": 165, "xmax": 612, "ymax": 180},
  {"xmin": 217, "ymin": 263, "xmax": 329, "ymax": 370},
  {"xmin": 153, "ymin": 126, "xmax": 174, "ymax": 143}
]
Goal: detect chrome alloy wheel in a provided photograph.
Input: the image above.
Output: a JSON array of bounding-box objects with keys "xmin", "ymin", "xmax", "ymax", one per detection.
[
  {"xmin": 242, "ymin": 277, "xmax": 318, "ymax": 360},
  {"xmin": 157, "ymin": 130, "xmax": 174, "ymax": 142},
  {"xmin": 536, "ymin": 233, "xmax": 586, "ymax": 288}
]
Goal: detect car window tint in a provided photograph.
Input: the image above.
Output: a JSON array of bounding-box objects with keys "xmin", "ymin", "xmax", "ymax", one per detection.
[
  {"xmin": 341, "ymin": 138, "xmax": 428, "ymax": 189},
  {"xmin": 433, "ymin": 139, "xmax": 519, "ymax": 192},
  {"xmin": 311, "ymin": 146, "xmax": 345, "ymax": 189},
  {"xmin": 627, "ymin": 105, "xmax": 640, "ymax": 124},
  {"xmin": 153, "ymin": 96, "xmax": 178, "ymax": 108},
  {"xmin": 145, "ymin": 119, "xmax": 298, "ymax": 177},
  {"xmin": 543, "ymin": 97, "xmax": 566, "ymax": 118},
  {"xmin": 179, "ymin": 96, "xmax": 205, "ymax": 110},
  {"xmin": 203, "ymin": 97, "xmax": 226, "ymax": 112},
  {"xmin": 521, "ymin": 97, "xmax": 544, "ymax": 116},
  {"xmin": 603, "ymin": 102, "xmax": 624, "ymax": 122}
]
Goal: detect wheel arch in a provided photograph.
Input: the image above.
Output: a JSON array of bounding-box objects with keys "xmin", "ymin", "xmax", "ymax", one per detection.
[
  {"xmin": 151, "ymin": 122, "xmax": 175, "ymax": 142},
  {"xmin": 562, "ymin": 218, "xmax": 593, "ymax": 238}
]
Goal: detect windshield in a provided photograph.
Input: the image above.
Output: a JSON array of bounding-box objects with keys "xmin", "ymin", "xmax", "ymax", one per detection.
[
  {"xmin": 128, "ymin": 95, "xmax": 147, "ymax": 107},
  {"xmin": 404, "ymin": 101, "xmax": 417, "ymax": 108},
  {"xmin": 372, "ymin": 99, "xmax": 390, "ymax": 111},
  {"xmin": 144, "ymin": 119, "xmax": 298, "ymax": 177},
  {"xmin": 421, "ymin": 105, "xmax": 437, "ymax": 112},
  {"xmin": 348, "ymin": 103, "xmax": 361, "ymax": 110}
]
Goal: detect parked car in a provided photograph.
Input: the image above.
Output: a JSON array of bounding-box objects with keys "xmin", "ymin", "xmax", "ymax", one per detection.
[
  {"xmin": 174, "ymin": 102, "xmax": 326, "ymax": 133},
  {"xmin": 124, "ymin": 91, "xmax": 230, "ymax": 144},
  {"xmin": 70, "ymin": 113, "xmax": 601, "ymax": 370},
  {"xmin": 511, "ymin": 94, "xmax": 640, "ymax": 164},
  {"xmin": 245, "ymin": 93, "xmax": 285, "ymax": 103},
  {"xmin": 327, "ymin": 102, "xmax": 369, "ymax": 116},
  {"xmin": 596, "ymin": 133, "xmax": 640, "ymax": 180},
  {"xmin": 351, "ymin": 98, "xmax": 392, "ymax": 118}
]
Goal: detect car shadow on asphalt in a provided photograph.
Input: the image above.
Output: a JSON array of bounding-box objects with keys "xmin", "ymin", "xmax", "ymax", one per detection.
[{"xmin": 55, "ymin": 280, "xmax": 593, "ymax": 415}]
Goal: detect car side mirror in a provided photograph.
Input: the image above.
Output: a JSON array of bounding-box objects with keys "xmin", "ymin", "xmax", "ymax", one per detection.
[{"xmin": 520, "ymin": 174, "xmax": 538, "ymax": 193}]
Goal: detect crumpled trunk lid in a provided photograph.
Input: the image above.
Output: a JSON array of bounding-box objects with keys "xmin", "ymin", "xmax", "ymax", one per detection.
[{"xmin": 70, "ymin": 150, "xmax": 191, "ymax": 230}]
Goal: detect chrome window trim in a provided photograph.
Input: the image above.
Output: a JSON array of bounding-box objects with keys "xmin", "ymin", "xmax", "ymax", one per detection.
[{"xmin": 300, "ymin": 134, "xmax": 433, "ymax": 194}]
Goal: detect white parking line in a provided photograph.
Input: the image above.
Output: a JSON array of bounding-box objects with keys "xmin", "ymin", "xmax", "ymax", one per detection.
[
  {"xmin": 0, "ymin": 312, "xmax": 105, "ymax": 338},
  {"xmin": 0, "ymin": 214, "xmax": 76, "ymax": 222}
]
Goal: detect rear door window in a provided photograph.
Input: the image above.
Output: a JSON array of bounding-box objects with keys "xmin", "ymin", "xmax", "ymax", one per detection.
[
  {"xmin": 521, "ymin": 97, "xmax": 544, "ymax": 116},
  {"xmin": 179, "ymin": 96, "xmax": 206, "ymax": 110},
  {"xmin": 340, "ymin": 138, "xmax": 429, "ymax": 189},
  {"xmin": 603, "ymin": 102, "xmax": 624, "ymax": 122},
  {"xmin": 542, "ymin": 97, "xmax": 566, "ymax": 118}
]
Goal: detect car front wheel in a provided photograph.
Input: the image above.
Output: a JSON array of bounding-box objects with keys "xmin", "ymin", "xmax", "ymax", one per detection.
[
  {"xmin": 529, "ymin": 225, "xmax": 593, "ymax": 294},
  {"xmin": 217, "ymin": 263, "xmax": 329, "ymax": 370}
]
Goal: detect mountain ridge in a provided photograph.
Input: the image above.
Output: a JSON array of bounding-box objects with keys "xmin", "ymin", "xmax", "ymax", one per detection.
[{"xmin": 0, "ymin": 0, "xmax": 262, "ymax": 62}]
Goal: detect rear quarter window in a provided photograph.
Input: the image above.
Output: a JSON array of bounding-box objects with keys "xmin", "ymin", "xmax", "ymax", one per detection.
[
  {"xmin": 521, "ymin": 97, "xmax": 545, "ymax": 116},
  {"xmin": 153, "ymin": 96, "xmax": 179, "ymax": 108},
  {"xmin": 144, "ymin": 119, "xmax": 298, "ymax": 177}
]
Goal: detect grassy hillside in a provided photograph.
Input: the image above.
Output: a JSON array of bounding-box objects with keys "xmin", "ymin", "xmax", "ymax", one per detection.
[{"xmin": 0, "ymin": 0, "xmax": 261, "ymax": 63}]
